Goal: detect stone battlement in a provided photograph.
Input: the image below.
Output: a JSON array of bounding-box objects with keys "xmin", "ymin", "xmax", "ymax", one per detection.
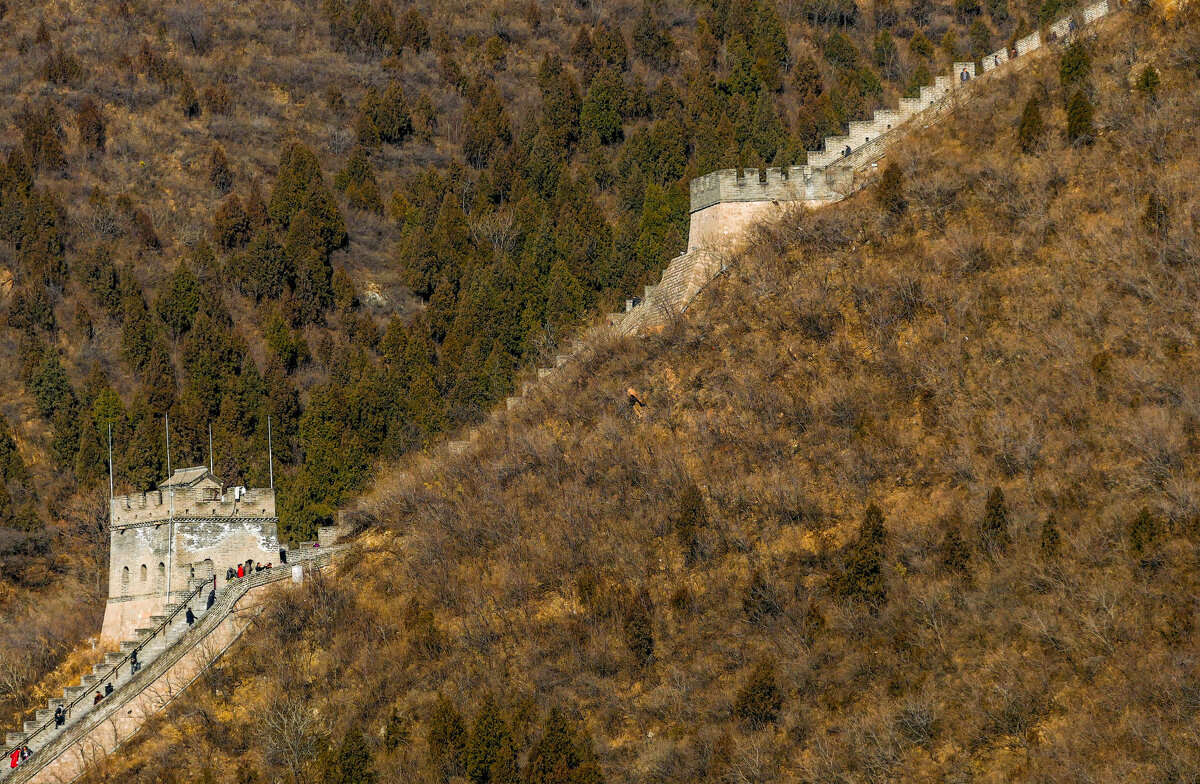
[
  {"xmin": 690, "ymin": 167, "xmax": 831, "ymax": 213},
  {"xmin": 111, "ymin": 487, "xmax": 276, "ymax": 527}
]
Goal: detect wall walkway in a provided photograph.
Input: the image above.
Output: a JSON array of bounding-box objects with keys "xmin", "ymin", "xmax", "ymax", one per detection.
[{"xmin": 1, "ymin": 548, "xmax": 341, "ymax": 784}]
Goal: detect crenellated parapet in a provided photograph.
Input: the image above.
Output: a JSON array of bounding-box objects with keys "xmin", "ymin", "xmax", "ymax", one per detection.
[{"xmin": 111, "ymin": 486, "xmax": 276, "ymax": 527}]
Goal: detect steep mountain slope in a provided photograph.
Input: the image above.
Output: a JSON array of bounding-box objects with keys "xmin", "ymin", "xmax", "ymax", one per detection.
[
  {"xmin": 69, "ymin": 5, "xmax": 1200, "ymax": 783},
  {"xmin": 0, "ymin": 0, "xmax": 1054, "ymax": 727}
]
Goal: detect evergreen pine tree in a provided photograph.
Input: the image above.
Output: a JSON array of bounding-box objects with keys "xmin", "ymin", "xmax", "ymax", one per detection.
[
  {"xmin": 465, "ymin": 694, "xmax": 515, "ymax": 784},
  {"xmin": 980, "ymin": 486, "xmax": 1012, "ymax": 554},
  {"xmin": 1059, "ymin": 41, "xmax": 1092, "ymax": 93},
  {"xmin": 1135, "ymin": 65, "xmax": 1160, "ymax": 99},
  {"xmin": 623, "ymin": 587, "xmax": 655, "ymax": 668},
  {"xmin": 630, "ymin": 7, "xmax": 676, "ymax": 70},
  {"xmin": 376, "ymin": 82, "xmax": 414, "ymax": 144},
  {"xmin": 743, "ymin": 570, "xmax": 782, "ymax": 624},
  {"xmin": 749, "ymin": 90, "xmax": 787, "ymax": 163},
  {"xmin": 156, "ymin": 260, "xmax": 201, "ymax": 338},
  {"xmin": 940, "ymin": 524, "xmax": 971, "ymax": 575},
  {"xmin": 1128, "ymin": 507, "xmax": 1159, "ymax": 555},
  {"xmin": 76, "ymin": 98, "xmax": 106, "ymax": 158},
  {"xmin": 209, "ymin": 143, "xmax": 233, "ymax": 193},
  {"xmin": 734, "ymin": 658, "xmax": 783, "ymax": 730},
  {"xmin": 427, "ymin": 695, "xmax": 467, "ymax": 776},
  {"xmin": 524, "ymin": 707, "xmax": 602, "ymax": 784},
  {"xmin": 876, "ymin": 161, "xmax": 907, "ymax": 216},
  {"xmin": 673, "ymin": 480, "xmax": 706, "ymax": 565},
  {"xmin": 1018, "ymin": 97, "xmax": 1045, "ymax": 153},
  {"xmin": 580, "ymin": 66, "xmax": 626, "ymax": 145},
  {"xmin": 1066, "ymin": 89, "xmax": 1094, "ymax": 145},
  {"xmin": 1040, "ymin": 513, "xmax": 1061, "ymax": 560},
  {"xmin": 321, "ymin": 726, "xmax": 376, "ymax": 784},
  {"xmin": 179, "ymin": 77, "xmax": 201, "ymax": 118},
  {"xmin": 834, "ymin": 503, "xmax": 888, "ymax": 604}
]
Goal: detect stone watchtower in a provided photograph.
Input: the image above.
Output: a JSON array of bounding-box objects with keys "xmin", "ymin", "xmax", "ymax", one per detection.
[{"xmin": 100, "ymin": 467, "xmax": 281, "ymax": 644}]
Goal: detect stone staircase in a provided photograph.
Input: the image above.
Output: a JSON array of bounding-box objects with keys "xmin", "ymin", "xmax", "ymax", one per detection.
[{"xmin": 1, "ymin": 547, "xmax": 340, "ymax": 783}]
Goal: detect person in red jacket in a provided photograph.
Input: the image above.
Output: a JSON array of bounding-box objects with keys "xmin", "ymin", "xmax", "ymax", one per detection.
[
  {"xmin": 237, "ymin": 563, "xmax": 244, "ymax": 578},
  {"xmin": 9, "ymin": 747, "xmax": 19, "ymax": 769}
]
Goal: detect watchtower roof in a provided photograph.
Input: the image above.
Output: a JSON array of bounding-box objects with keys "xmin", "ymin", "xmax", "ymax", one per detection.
[{"xmin": 160, "ymin": 466, "xmax": 222, "ymax": 490}]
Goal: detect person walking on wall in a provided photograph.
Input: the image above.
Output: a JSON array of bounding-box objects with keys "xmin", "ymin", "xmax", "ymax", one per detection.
[
  {"xmin": 54, "ymin": 705, "xmax": 64, "ymax": 727},
  {"xmin": 237, "ymin": 563, "xmax": 244, "ymax": 579},
  {"xmin": 20, "ymin": 747, "xmax": 30, "ymax": 763},
  {"xmin": 961, "ymin": 68, "xmax": 970, "ymax": 82},
  {"xmin": 227, "ymin": 566, "xmax": 235, "ymax": 581},
  {"xmin": 10, "ymin": 746, "xmax": 20, "ymax": 769},
  {"xmin": 104, "ymin": 682, "xmax": 113, "ymax": 697},
  {"xmin": 207, "ymin": 588, "xmax": 215, "ymax": 610},
  {"xmin": 186, "ymin": 607, "xmax": 195, "ymax": 626},
  {"xmin": 93, "ymin": 691, "xmax": 103, "ymax": 705},
  {"xmin": 130, "ymin": 648, "xmax": 139, "ymax": 674}
]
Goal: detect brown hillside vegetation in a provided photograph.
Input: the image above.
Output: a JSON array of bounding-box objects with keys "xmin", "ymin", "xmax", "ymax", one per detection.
[{"xmin": 81, "ymin": 7, "xmax": 1200, "ymax": 784}]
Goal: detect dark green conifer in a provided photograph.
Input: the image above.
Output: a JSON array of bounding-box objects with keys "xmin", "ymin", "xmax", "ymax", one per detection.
[
  {"xmin": 940, "ymin": 524, "xmax": 971, "ymax": 575},
  {"xmin": 376, "ymin": 82, "xmax": 414, "ymax": 144},
  {"xmin": 1128, "ymin": 507, "xmax": 1159, "ymax": 555},
  {"xmin": 623, "ymin": 587, "xmax": 655, "ymax": 668},
  {"xmin": 1066, "ymin": 89, "xmax": 1094, "ymax": 145},
  {"xmin": 631, "ymin": 7, "xmax": 676, "ymax": 70},
  {"xmin": 179, "ymin": 77, "xmax": 200, "ymax": 118},
  {"xmin": 524, "ymin": 707, "xmax": 602, "ymax": 784},
  {"xmin": 427, "ymin": 695, "xmax": 467, "ymax": 776},
  {"xmin": 156, "ymin": 261, "xmax": 201, "ymax": 338},
  {"xmin": 734, "ymin": 657, "xmax": 783, "ymax": 730},
  {"xmin": 743, "ymin": 570, "xmax": 782, "ymax": 624},
  {"xmin": 465, "ymin": 694, "xmax": 515, "ymax": 784},
  {"xmin": 320, "ymin": 726, "xmax": 376, "ymax": 784},
  {"xmin": 1040, "ymin": 513, "xmax": 1061, "ymax": 560},
  {"xmin": 1059, "ymin": 41, "xmax": 1091, "ymax": 93},
  {"xmin": 876, "ymin": 162, "xmax": 907, "ymax": 216},
  {"xmin": 673, "ymin": 481, "xmax": 706, "ymax": 565},
  {"xmin": 833, "ymin": 503, "xmax": 888, "ymax": 604},
  {"xmin": 1018, "ymin": 97, "xmax": 1045, "ymax": 153},
  {"xmin": 980, "ymin": 486, "xmax": 1012, "ymax": 554},
  {"xmin": 580, "ymin": 66, "xmax": 626, "ymax": 144}
]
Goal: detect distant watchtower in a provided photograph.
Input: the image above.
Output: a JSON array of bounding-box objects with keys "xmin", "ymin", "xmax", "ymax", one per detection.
[{"xmin": 100, "ymin": 468, "xmax": 280, "ymax": 644}]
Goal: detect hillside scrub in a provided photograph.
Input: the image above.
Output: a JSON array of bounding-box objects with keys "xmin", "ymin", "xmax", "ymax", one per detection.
[
  {"xmin": 0, "ymin": 0, "xmax": 1074, "ymax": 724},
  {"xmin": 75, "ymin": 7, "xmax": 1200, "ymax": 783}
]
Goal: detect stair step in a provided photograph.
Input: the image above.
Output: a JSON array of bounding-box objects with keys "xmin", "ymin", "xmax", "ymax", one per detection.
[
  {"xmin": 63, "ymin": 686, "xmax": 85, "ymax": 700},
  {"xmin": 104, "ymin": 652, "xmax": 126, "ymax": 665},
  {"xmin": 35, "ymin": 709, "xmax": 54, "ymax": 723},
  {"xmin": 5, "ymin": 732, "xmax": 27, "ymax": 746}
]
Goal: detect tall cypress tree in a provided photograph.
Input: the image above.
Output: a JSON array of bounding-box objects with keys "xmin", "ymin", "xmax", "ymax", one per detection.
[
  {"xmin": 980, "ymin": 486, "xmax": 1012, "ymax": 554},
  {"xmin": 1017, "ymin": 97, "xmax": 1045, "ymax": 154}
]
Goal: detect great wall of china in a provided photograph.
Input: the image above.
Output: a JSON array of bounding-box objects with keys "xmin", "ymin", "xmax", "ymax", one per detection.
[
  {"xmin": 4, "ymin": 0, "xmax": 1122, "ymax": 778},
  {"xmin": 486, "ymin": 0, "xmax": 1117, "ymax": 426}
]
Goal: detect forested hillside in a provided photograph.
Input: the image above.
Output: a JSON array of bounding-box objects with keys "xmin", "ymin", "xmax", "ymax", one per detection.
[
  {"xmin": 67, "ymin": 3, "xmax": 1200, "ymax": 782},
  {"xmin": 0, "ymin": 0, "xmax": 1043, "ymax": 724}
]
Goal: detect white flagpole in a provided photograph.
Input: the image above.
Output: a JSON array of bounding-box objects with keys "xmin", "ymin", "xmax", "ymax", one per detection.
[
  {"xmin": 107, "ymin": 423, "xmax": 114, "ymax": 527},
  {"xmin": 165, "ymin": 414, "xmax": 174, "ymax": 601}
]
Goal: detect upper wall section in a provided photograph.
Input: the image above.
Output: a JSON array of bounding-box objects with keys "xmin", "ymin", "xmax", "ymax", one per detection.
[
  {"xmin": 112, "ymin": 487, "xmax": 276, "ymax": 527},
  {"xmin": 690, "ymin": 167, "xmax": 835, "ymax": 213}
]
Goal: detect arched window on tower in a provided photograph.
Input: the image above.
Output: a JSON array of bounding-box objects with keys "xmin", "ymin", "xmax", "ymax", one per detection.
[
  {"xmin": 157, "ymin": 562, "xmax": 166, "ymax": 588},
  {"xmin": 121, "ymin": 566, "xmax": 130, "ymax": 595},
  {"xmin": 140, "ymin": 564, "xmax": 148, "ymax": 582}
]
